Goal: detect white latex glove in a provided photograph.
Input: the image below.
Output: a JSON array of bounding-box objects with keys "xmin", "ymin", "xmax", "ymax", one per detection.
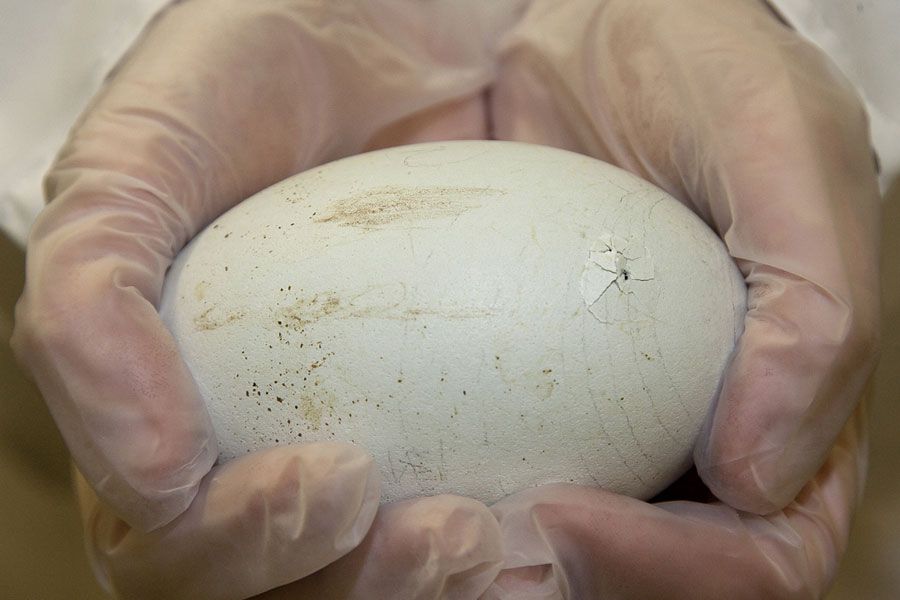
[
  {"xmin": 481, "ymin": 0, "xmax": 881, "ymax": 596},
  {"xmin": 485, "ymin": 406, "xmax": 868, "ymax": 599},
  {"xmin": 74, "ymin": 449, "xmax": 503, "ymax": 600},
  {"xmin": 12, "ymin": 1, "xmax": 518, "ymax": 597}
]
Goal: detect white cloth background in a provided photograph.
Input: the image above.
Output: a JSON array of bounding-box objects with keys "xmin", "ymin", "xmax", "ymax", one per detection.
[
  {"xmin": 766, "ymin": 0, "xmax": 900, "ymax": 195},
  {"xmin": 0, "ymin": 0, "xmax": 170, "ymax": 246},
  {"xmin": 1, "ymin": 0, "xmax": 897, "ymax": 247}
]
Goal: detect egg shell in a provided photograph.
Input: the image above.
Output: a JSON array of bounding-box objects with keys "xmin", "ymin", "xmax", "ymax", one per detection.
[{"xmin": 160, "ymin": 141, "xmax": 746, "ymax": 504}]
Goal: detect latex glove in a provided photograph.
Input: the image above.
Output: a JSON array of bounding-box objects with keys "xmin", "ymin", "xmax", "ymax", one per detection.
[
  {"xmin": 482, "ymin": 0, "xmax": 881, "ymax": 596},
  {"xmin": 75, "ymin": 448, "xmax": 503, "ymax": 599},
  {"xmin": 484, "ymin": 406, "xmax": 868, "ymax": 599},
  {"xmin": 12, "ymin": 0, "xmax": 514, "ymax": 597}
]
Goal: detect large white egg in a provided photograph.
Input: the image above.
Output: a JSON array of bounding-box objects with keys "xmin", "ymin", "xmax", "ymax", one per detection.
[{"xmin": 160, "ymin": 141, "xmax": 745, "ymax": 504}]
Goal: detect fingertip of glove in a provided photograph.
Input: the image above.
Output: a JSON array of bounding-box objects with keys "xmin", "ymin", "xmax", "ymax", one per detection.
[
  {"xmin": 377, "ymin": 495, "xmax": 504, "ymax": 596},
  {"xmin": 694, "ymin": 451, "xmax": 797, "ymax": 515},
  {"xmin": 312, "ymin": 443, "xmax": 382, "ymax": 554},
  {"xmin": 111, "ymin": 435, "xmax": 220, "ymax": 532},
  {"xmin": 378, "ymin": 495, "xmax": 499, "ymax": 556},
  {"xmin": 227, "ymin": 443, "xmax": 381, "ymax": 556}
]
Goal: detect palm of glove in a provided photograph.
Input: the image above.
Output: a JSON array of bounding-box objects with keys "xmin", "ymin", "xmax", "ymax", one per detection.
[{"xmin": 13, "ymin": 0, "xmax": 880, "ymax": 598}]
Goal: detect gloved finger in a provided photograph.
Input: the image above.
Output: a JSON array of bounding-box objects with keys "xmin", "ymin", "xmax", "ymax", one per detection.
[
  {"xmin": 75, "ymin": 442, "xmax": 380, "ymax": 600},
  {"xmin": 492, "ymin": 0, "xmax": 881, "ymax": 513},
  {"xmin": 13, "ymin": 0, "xmax": 503, "ymax": 531},
  {"xmin": 366, "ymin": 94, "xmax": 490, "ymax": 151},
  {"xmin": 257, "ymin": 495, "xmax": 504, "ymax": 600},
  {"xmin": 484, "ymin": 403, "xmax": 867, "ymax": 599},
  {"xmin": 13, "ymin": 208, "xmax": 220, "ymax": 532}
]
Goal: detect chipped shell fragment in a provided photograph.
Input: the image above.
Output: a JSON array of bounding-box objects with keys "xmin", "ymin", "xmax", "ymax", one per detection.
[{"xmin": 159, "ymin": 141, "xmax": 747, "ymax": 504}]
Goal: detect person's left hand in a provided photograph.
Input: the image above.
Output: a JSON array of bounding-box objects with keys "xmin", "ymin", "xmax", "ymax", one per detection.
[{"xmin": 478, "ymin": 0, "xmax": 880, "ymax": 597}]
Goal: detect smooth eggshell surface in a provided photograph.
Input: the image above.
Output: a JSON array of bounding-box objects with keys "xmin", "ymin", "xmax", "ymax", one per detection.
[{"xmin": 160, "ymin": 141, "xmax": 746, "ymax": 504}]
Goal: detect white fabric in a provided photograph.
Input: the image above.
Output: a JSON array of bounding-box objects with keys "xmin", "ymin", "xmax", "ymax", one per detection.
[
  {"xmin": 767, "ymin": 0, "xmax": 900, "ymax": 193},
  {"xmin": 0, "ymin": 0, "xmax": 171, "ymax": 247},
  {"xmin": 1, "ymin": 0, "xmax": 897, "ymax": 247}
]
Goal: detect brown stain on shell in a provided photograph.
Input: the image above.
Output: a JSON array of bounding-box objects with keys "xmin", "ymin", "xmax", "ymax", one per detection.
[
  {"xmin": 297, "ymin": 390, "xmax": 337, "ymax": 430},
  {"xmin": 277, "ymin": 287, "xmax": 496, "ymax": 330},
  {"xmin": 193, "ymin": 307, "xmax": 245, "ymax": 331},
  {"xmin": 194, "ymin": 281, "xmax": 210, "ymax": 301},
  {"xmin": 278, "ymin": 293, "xmax": 342, "ymax": 330},
  {"xmin": 315, "ymin": 185, "xmax": 503, "ymax": 228}
]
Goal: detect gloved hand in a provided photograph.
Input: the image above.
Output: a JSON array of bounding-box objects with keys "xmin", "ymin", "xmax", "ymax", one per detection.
[
  {"xmin": 12, "ymin": 1, "xmax": 516, "ymax": 597},
  {"xmin": 12, "ymin": 0, "xmax": 882, "ymax": 598},
  {"xmin": 481, "ymin": 0, "xmax": 881, "ymax": 596}
]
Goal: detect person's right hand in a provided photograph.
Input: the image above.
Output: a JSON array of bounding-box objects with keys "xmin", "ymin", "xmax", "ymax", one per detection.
[{"xmin": 11, "ymin": 1, "xmax": 518, "ymax": 597}]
